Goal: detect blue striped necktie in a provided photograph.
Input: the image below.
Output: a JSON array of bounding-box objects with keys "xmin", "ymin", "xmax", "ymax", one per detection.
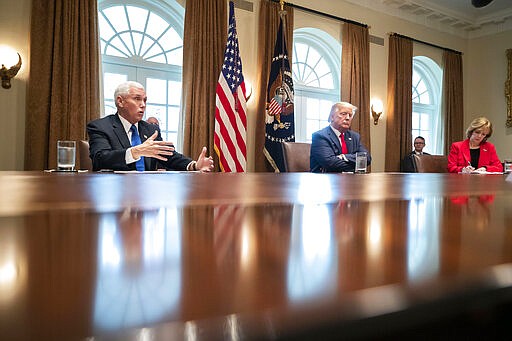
[{"xmin": 130, "ymin": 124, "xmax": 145, "ymax": 171}]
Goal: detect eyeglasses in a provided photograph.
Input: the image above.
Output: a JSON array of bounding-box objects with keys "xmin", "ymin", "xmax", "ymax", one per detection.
[{"xmin": 414, "ymin": 142, "xmax": 425, "ymax": 145}]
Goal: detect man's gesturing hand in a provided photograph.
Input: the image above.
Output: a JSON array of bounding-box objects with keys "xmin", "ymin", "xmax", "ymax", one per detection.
[{"xmin": 130, "ymin": 131, "xmax": 175, "ymax": 161}]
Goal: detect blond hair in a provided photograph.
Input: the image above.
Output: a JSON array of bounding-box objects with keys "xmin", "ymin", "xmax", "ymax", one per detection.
[{"xmin": 465, "ymin": 116, "xmax": 493, "ymax": 141}]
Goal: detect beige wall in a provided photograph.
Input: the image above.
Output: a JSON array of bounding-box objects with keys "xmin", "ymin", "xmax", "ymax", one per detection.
[
  {"xmin": 0, "ymin": 0, "xmax": 30, "ymax": 170},
  {"xmin": 466, "ymin": 30, "xmax": 512, "ymax": 161},
  {"xmin": 2, "ymin": 0, "xmax": 510, "ymax": 171}
]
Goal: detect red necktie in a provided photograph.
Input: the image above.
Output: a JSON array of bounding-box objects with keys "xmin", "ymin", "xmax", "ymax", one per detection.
[{"xmin": 340, "ymin": 133, "xmax": 348, "ymax": 154}]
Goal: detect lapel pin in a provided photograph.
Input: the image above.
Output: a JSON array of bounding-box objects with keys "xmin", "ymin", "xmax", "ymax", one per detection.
[{"xmin": 144, "ymin": 135, "xmax": 147, "ymax": 139}]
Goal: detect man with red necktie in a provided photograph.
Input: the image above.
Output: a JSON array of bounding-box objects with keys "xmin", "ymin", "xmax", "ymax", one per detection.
[{"xmin": 310, "ymin": 102, "xmax": 371, "ymax": 173}]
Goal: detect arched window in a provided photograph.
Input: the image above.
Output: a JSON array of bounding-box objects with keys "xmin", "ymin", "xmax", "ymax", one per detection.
[
  {"xmin": 292, "ymin": 28, "xmax": 341, "ymax": 142},
  {"xmin": 412, "ymin": 57, "xmax": 443, "ymax": 154},
  {"xmin": 98, "ymin": 0, "xmax": 184, "ymax": 147}
]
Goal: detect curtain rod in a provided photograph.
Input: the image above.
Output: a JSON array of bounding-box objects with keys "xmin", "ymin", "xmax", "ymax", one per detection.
[
  {"xmin": 271, "ymin": 0, "xmax": 368, "ymax": 28},
  {"xmin": 390, "ymin": 32, "xmax": 462, "ymax": 55}
]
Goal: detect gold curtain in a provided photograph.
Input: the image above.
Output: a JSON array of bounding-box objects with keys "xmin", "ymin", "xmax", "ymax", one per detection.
[
  {"xmin": 443, "ymin": 50, "xmax": 464, "ymax": 154},
  {"xmin": 341, "ymin": 23, "xmax": 371, "ymax": 153},
  {"xmin": 25, "ymin": 0, "xmax": 100, "ymax": 170},
  {"xmin": 384, "ymin": 35, "xmax": 413, "ymax": 172},
  {"xmin": 182, "ymin": 0, "xmax": 227, "ymax": 164},
  {"xmin": 253, "ymin": 0, "xmax": 294, "ymax": 172}
]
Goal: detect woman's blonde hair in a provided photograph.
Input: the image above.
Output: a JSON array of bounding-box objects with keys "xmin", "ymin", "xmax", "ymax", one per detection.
[{"xmin": 465, "ymin": 116, "xmax": 493, "ymax": 142}]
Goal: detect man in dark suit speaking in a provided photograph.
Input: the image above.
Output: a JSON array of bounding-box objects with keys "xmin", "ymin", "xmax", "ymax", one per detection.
[
  {"xmin": 310, "ymin": 102, "xmax": 371, "ymax": 173},
  {"xmin": 87, "ymin": 81, "xmax": 214, "ymax": 172}
]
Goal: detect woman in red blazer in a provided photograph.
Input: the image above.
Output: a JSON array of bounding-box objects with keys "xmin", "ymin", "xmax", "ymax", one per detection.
[{"xmin": 447, "ymin": 117, "xmax": 503, "ymax": 173}]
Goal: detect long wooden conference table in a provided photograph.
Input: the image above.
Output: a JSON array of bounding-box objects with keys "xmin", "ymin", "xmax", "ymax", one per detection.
[{"xmin": 1, "ymin": 171, "xmax": 512, "ymax": 340}]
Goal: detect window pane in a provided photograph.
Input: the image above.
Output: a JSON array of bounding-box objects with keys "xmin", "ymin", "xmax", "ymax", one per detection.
[
  {"xmin": 168, "ymin": 81, "xmax": 182, "ymax": 106},
  {"xmin": 104, "ymin": 102, "xmax": 117, "ymax": 116},
  {"xmin": 147, "ymin": 78, "xmax": 167, "ymax": 104},
  {"xmin": 146, "ymin": 104, "xmax": 167, "ymax": 131},
  {"xmin": 306, "ymin": 98, "xmax": 320, "ymax": 119},
  {"xmin": 306, "ymin": 119, "xmax": 320, "ymax": 141},
  {"xmin": 159, "ymin": 28, "xmax": 182, "ymax": 51},
  {"xmin": 420, "ymin": 114, "xmax": 430, "ymax": 130},
  {"xmin": 419, "ymin": 91, "xmax": 430, "ymax": 104},
  {"xmin": 319, "ymin": 100, "xmax": 333, "ymax": 121},
  {"xmin": 103, "ymin": 7, "xmax": 129, "ymax": 32},
  {"xmin": 104, "ymin": 73, "xmax": 127, "ymax": 99},
  {"xmin": 306, "ymin": 47, "xmax": 321, "ymax": 70},
  {"xmin": 127, "ymin": 6, "xmax": 149, "ymax": 32},
  {"xmin": 168, "ymin": 106, "xmax": 180, "ymax": 131},
  {"xmin": 412, "ymin": 112, "xmax": 419, "ymax": 129},
  {"xmin": 318, "ymin": 73, "xmax": 333, "ymax": 89}
]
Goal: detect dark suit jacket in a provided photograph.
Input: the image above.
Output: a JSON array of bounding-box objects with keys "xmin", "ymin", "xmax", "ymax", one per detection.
[
  {"xmin": 401, "ymin": 151, "xmax": 430, "ymax": 173},
  {"xmin": 87, "ymin": 114, "xmax": 192, "ymax": 171},
  {"xmin": 447, "ymin": 139, "xmax": 503, "ymax": 173},
  {"xmin": 310, "ymin": 126, "xmax": 371, "ymax": 173}
]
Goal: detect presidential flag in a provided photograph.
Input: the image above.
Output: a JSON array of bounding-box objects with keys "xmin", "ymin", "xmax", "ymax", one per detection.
[
  {"xmin": 264, "ymin": 15, "xmax": 294, "ymax": 172},
  {"xmin": 214, "ymin": 0, "xmax": 247, "ymax": 172}
]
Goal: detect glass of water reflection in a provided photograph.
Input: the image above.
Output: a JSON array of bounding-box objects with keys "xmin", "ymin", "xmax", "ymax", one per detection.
[{"xmin": 57, "ymin": 140, "xmax": 76, "ymax": 171}]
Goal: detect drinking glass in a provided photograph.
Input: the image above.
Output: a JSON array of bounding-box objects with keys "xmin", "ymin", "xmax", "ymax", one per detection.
[
  {"xmin": 57, "ymin": 140, "xmax": 76, "ymax": 171},
  {"xmin": 504, "ymin": 159, "xmax": 512, "ymax": 174},
  {"xmin": 355, "ymin": 152, "xmax": 367, "ymax": 174}
]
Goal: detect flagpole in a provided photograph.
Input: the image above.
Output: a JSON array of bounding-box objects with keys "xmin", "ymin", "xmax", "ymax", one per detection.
[{"xmin": 279, "ymin": 0, "xmax": 287, "ymax": 115}]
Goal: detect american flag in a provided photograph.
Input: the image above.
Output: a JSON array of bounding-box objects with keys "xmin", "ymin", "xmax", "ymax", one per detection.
[{"xmin": 214, "ymin": 1, "xmax": 247, "ymax": 172}]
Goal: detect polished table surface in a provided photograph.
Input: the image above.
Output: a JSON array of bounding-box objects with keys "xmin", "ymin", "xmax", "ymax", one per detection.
[{"xmin": 1, "ymin": 171, "xmax": 512, "ymax": 340}]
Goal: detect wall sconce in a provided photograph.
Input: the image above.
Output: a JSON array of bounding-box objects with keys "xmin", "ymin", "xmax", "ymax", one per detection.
[
  {"xmin": 245, "ymin": 79, "xmax": 253, "ymax": 102},
  {"xmin": 0, "ymin": 46, "xmax": 22, "ymax": 89},
  {"xmin": 371, "ymin": 98, "xmax": 383, "ymax": 125}
]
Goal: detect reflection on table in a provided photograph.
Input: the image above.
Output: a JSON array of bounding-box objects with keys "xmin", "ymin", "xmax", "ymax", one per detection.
[{"xmin": 0, "ymin": 172, "xmax": 512, "ymax": 340}]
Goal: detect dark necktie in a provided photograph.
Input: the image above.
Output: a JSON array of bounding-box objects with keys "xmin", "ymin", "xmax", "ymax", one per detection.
[
  {"xmin": 340, "ymin": 133, "xmax": 348, "ymax": 154},
  {"xmin": 130, "ymin": 124, "xmax": 145, "ymax": 171}
]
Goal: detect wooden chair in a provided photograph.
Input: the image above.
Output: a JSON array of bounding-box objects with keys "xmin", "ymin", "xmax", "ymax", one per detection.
[
  {"xmin": 281, "ymin": 142, "xmax": 311, "ymax": 172},
  {"xmin": 412, "ymin": 154, "xmax": 448, "ymax": 173},
  {"xmin": 77, "ymin": 140, "xmax": 93, "ymax": 171}
]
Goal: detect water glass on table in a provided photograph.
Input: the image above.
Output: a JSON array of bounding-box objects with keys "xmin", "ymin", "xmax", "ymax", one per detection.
[
  {"xmin": 57, "ymin": 140, "xmax": 76, "ymax": 171},
  {"xmin": 504, "ymin": 159, "xmax": 512, "ymax": 174},
  {"xmin": 355, "ymin": 152, "xmax": 367, "ymax": 173}
]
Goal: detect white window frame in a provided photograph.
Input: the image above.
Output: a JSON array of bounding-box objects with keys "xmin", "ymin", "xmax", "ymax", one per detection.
[
  {"xmin": 412, "ymin": 56, "xmax": 443, "ymax": 154},
  {"xmin": 293, "ymin": 28, "xmax": 341, "ymax": 142}
]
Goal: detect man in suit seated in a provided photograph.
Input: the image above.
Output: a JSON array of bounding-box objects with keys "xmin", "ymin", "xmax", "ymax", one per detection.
[
  {"xmin": 87, "ymin": 81, "xmax": 214, "ymax": 172},
  {"xmin": 401, "ymin": 136, "xmax": 430, "ymax": 172},
  {"xmin": 310, "ymin": 102, "xmax": 371, "ymax": 173}
]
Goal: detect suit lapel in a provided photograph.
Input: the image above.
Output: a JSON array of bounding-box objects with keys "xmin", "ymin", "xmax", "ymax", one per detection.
[
  {"xmin": 138, "ymin": 123, "xmax": 158, "ymax": 143},
  {"xmin": 112, "ymin": 115, "xmax": 131, "ymax": 149},
  {"xmin": 325, "ymin": 127, "xmax": 341, "ymax": 154},
  {"xmin": 345, "ymin": 131, "xmax": 354, "ymax": 153},
  {"xmin": 462, "ymin": 140, "xmax": 471, "ymax": 164}
]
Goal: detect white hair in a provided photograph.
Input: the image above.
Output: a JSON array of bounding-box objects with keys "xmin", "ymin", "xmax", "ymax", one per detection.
[
  {"xmin": 328, "ymin": 102, "xmax": 357, "ymax": 122},
  {"xmin": 114, "ymin": 81, "xmax": 145, "ymax": 101}
]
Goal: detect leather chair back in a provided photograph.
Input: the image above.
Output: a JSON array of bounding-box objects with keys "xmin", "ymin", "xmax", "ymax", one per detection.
[
  {"xmin": 412, "ymin": 154, "xmax": 448, "ymax": 173},
  {"xmin": 281, "ymin": 142, "xmax": 311, "ymax": 172},
  {"xmin": 77, "ymin": 140, "xmax": 93, "ymax": 171}
]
